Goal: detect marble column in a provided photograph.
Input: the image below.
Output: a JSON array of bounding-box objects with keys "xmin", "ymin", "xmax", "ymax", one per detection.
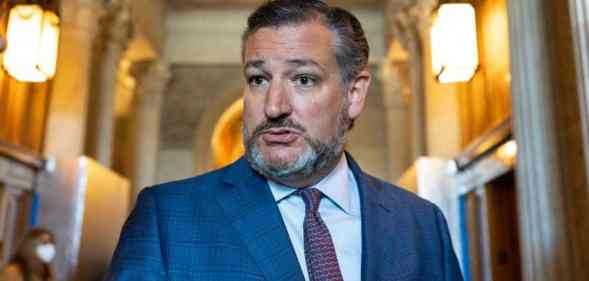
[
  {"xmin": 129, "ymin": 61, "xmax": 170, "ymax": 198},
  {"xmin": 507, "ymin": 0, "xmax": 589, "ymax": 280},
  {"xmin": 44, "ymin": 0, "xmax": 104, "ymax": 160},
  {"xmin": 379, "ymin": 58, "xmax": 412, "ymax": 182},
  {"xmin": 386, "ymin": 1, "xmax": 435, "ymax": 160},
  {"xmin": 90, "ymin": 0, "xmax": 133, "ymax": 167}
]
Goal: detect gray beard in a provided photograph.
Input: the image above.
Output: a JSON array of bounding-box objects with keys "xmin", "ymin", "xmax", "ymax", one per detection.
[{"xmin": 243, "ymin": 118, "xmax": 348, "ymax": 184}]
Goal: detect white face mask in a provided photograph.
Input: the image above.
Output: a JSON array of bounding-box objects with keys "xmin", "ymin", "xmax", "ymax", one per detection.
[{"xmin": 36, "ymin": 244, "xmax": 56, "ymax": 263}]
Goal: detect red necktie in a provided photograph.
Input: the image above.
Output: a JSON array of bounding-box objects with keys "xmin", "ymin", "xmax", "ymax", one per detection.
[{"xmin": 298, "ymin": 188, "xmax": 344, "ymax": 281}]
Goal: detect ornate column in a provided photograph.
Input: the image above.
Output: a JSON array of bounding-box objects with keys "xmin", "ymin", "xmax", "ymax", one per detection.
[
  {"xmin": 386, "ymin": 0, "xmax": 436, "ymax": 160},
  {"xmin": 507, "ymin": 1, "xmax": 589, "ymax": 280},
  {"xmin": 379, "ymin": 57, "xmax": 412, "ymax": 181},
  {"xmin": 89, "ymin": 0, "xmax": 133, "ymax": 167},
  {"xmin": 44, "ymin": 0, "xmax": 104, "ymax": 159},
  {"xmin": 129, "ymin": 61, "xmax": 170, "ymax": 198}
]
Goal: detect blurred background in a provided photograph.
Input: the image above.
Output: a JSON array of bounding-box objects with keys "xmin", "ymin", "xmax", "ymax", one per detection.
[{"xmin": 0, "ymin": 0, "xmax": 587, "ymax": 280}]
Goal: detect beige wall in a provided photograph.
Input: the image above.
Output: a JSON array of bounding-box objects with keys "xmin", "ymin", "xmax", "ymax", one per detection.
[
  {"xmin": 422, "ymin": 31, "xmax": 463, "ymax": 159},
  {"xmin": 164, "ymin": 8, "xmax": 386, "ymax": 65}
]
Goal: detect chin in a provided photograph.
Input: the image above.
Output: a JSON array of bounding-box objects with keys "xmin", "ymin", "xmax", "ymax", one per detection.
[
  {"xmin": 259, "ymin": 145, "xmax": 307, "ymax": 169},
  {"xmin": 247, "ymin": 141, "xmax": 316, "ymax": 180}
]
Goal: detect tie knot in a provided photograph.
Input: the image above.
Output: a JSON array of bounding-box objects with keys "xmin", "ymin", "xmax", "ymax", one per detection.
[{"xmin": 298, "ymin": 188, "xmax": 322, "ymax": 213}]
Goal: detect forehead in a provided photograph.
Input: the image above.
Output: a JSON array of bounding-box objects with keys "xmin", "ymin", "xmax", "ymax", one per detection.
[{"xmin": 243, "ymin": 21, "xmax": 336, "ymax": 66}]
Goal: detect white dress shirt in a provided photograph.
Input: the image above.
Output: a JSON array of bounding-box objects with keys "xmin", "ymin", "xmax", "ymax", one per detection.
[{"xmin": 267, "ymin": 155, "xmax": 362, "ymax": 281}]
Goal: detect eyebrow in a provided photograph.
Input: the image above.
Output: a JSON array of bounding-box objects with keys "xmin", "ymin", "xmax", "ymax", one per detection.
[
  {"xmin": 285, "ymin": 59, "xmax": 325, "ymax": 71},
  {"xmin": 243, "ymin": 58, "xmax": 326, "ymax": 73},
  {"xmin": 244, "ymin": 60, "xmax": 265, "ymax": 71}
]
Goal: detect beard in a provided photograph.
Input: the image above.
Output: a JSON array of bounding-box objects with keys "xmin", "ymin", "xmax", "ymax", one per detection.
[{"xmin": 243, "ymin": 107, "xmax": 352, "ymax": 184}]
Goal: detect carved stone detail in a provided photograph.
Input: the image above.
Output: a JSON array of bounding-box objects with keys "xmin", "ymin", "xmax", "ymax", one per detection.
[
  {"xmin": 87, "ymin": 0, "xmax": 134, "ymax": 167},
  {"xmin": 100, "ymin": 0, "xmax": 134, "ymax": 52},
  {"xmin": 384, "ymin": 0, "xmax": 437, "ymax": 159},
  {"xmin": 131, "ymin": 61, "xmax": 171, "ymax": 107}
]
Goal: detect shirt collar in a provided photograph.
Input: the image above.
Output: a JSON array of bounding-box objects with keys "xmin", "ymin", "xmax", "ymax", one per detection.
[{"xmin": 267, "ymin": 154, "xmax": 353, "ymax": 215}]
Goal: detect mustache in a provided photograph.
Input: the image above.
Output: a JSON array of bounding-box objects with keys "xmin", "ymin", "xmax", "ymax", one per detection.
[{"xmin": 251, "ymin": 118, "xmax": 307, "ymax": 138}]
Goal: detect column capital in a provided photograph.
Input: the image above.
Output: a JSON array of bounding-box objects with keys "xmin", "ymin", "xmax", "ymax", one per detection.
[
  {"xmin": 130, "ymin": 60, "xmax": 171, "ymax": 105},
  {"xmin": 131, "ymin": 60, "xmax": 171, "ymax": 86},
  {"xmin": 60, "ymin": 0, "xmax": 106, "ymax": 36},
  {"xmin": 100, "ymin": 0, "xmax": 134, "ymax": 50},
  {"xmin": 386, "ymin": 0, "xmax": 436, "ymax": 54},
  {"xmin": 384, "ymin": 0, "xmax": 434, "ymax": 157}
]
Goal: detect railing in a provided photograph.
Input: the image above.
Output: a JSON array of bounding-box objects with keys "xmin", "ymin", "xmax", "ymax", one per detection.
[{"xmin": 0, "ymin": 140, "xmax": 44, "ymax": 170}]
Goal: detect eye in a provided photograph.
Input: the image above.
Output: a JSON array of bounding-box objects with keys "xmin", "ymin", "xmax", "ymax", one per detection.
[
  {"xmin": 247, "ymin": 75, "xmax": 267, "ymax": 87},
  {"xmin": 294, "ymin": 74, "xmax": 317, "ymax": 87}
]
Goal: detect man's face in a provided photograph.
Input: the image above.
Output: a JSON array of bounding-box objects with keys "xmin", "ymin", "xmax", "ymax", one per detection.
[{"xmin": 242, "ymin": 21, "xmax": 352, "ymax": 186}]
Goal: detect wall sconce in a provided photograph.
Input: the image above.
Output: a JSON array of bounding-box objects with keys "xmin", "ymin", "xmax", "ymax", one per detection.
[
  {"xmin": 430, "ymin": 3, "xmax": 478, "ymax": 83},
  {"xmin": 2, "ymin": 1, "xmax": 60, "ymax": 83}
]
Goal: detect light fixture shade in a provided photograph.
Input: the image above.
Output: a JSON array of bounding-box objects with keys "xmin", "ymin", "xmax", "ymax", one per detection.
[
  {"xmin": 431, "ymin": 3, "xmax": 478, "ymax": 83},
  {"xmin": 3, "ymin": 4, "xmax": 60, "ymax": 82},
  {"xmin": 38, "ymin": 10, "xmax": 60, "ymax": 78}
]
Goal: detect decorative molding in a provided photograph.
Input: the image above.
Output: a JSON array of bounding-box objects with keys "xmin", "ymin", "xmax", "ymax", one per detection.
[
  {"xmin": 101, "ymin": 0, "xmax": 134, "ymax": 51},
  {"xmin": 384, "ymin": 0, "xmax": 437, "ymax": 158},
  {"xmin": 0, "ymin": 157, "xmax": 35, "ymax": 190},
  {"xmin": 88, "ymin": 0, "xmax": 134, "ymax": 167},
  {"xmin": 130, "ymin": 60, "xmax": 171, "ymax": 105},
  {"xmin": 386, "ymin": 0, "xmax": 436, "ymax": 53},
  {"xmin": 60, "ymin": 1, "xmax": 105, "ymax": 35},
  {"xmin": 0, "ymin": 141, "xmax": 43, "ymax": 170}
]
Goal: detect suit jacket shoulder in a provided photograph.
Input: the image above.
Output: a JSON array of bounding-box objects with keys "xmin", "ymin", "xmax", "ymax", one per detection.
[
  {"xmin": 107, "ymin": 158, "xmax": 294, "ymax": 281},
  {"xmin": 347, "ymin": 155, "xmax": 463, "ymax": 281}
]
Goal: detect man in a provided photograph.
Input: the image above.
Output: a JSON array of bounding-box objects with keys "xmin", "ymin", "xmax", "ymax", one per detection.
[{"xmin": 106, "ymin": 1, "xmax": 463, "ymax": 281}]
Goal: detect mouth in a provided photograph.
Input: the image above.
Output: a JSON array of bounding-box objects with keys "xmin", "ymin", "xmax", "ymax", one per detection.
[{"xmin": 259, "ymin": 127, "xmax": 301, "ymax": 145}]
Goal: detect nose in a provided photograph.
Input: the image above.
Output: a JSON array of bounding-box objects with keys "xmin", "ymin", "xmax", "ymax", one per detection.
[{"xmin": 264, "ymin": 80, "xmax": 292, "ymax": 119}]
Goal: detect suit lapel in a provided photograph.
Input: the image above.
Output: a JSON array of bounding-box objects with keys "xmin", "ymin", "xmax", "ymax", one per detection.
[
  {"xmin": 347, "ymin": 155, "xmax": 416, "ymax": 281},
  {"xmin": 216, "ymin": 157, "xmax": 305, "ymax": 281}
]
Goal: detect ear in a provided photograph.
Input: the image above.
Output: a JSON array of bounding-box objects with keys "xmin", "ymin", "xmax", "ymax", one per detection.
[{"xmin": 346, "ymin": 69, "xmax": 371, "ymax": 119}]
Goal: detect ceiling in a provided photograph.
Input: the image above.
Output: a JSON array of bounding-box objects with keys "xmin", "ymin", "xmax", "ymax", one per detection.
[{"xmin": 168, "ymin": 0, "xmax": 384, "ymax": 10}]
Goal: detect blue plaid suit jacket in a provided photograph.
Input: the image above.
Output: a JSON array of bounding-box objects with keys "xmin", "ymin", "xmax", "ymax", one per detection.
[{"xmin": 105, "ymin": 155, "xmax": 463, "ymax": 281}]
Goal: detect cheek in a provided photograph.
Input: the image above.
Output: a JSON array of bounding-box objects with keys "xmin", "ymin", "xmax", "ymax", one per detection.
[
  {"xmin": 242, "ymin": 97, "xmax": 263, "ymax": 131},
  {"xmin": 295, "ymin": 99, "xmax": 340, "ymax": 137}
]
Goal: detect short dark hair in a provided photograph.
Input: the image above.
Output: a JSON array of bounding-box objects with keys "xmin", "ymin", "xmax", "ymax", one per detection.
[{"xmin": 242, "ymin": 0, "xmax": 370, "ymax": 87}]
